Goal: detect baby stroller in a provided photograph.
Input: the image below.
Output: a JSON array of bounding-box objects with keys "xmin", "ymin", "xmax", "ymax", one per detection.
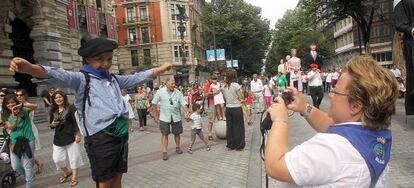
[{"xmin": 0, "ymin": 127, "xmax": 16, "ymax": 188}]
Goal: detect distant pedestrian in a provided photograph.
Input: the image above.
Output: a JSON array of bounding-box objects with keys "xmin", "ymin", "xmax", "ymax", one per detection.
[
  {"xmin": 186, "ymin": 103, "xmax": 210, "ymax": 154},
  {"xmin": 250, "ymin": 74, "xmax": 264, "ymax": 113},
  {"xmin": 152, "ymin": 77, "xmax": 189, "ymax": 160},
  {"xmin": 203, "ymin": 73, "xmax": 216, "ymax": 140},
  {"xmin": 2, "ymin": 94, "xmax": 37, "ymax": 187},
  {"xmin": 121, "ymin": 89, "xmax": 135, "ymax": 132},
  {"xmin": 307, "ymin": 63, "xmax": 324, "ymax": 108},
  {"xmin": 210, "ymin": 76, "xmax": 225, "ymax": 121},
  {"xmin": 49, "ymin": 91, "xmax": 84, "ymax": 187},
  {"xmin": 15, "ymin": 89, "xmax": 43, "ymax": 174},
  {"xmin": 222, "ymin": 70, "xmax": 245, "ymax": 151},
  {"xmin": 134, "ymin": 86, "xmax": 149, "ymax": 131}
]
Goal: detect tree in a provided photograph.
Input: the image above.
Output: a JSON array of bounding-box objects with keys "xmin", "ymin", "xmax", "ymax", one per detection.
[
  {"xmin": 202, "ymin": 0, "xmax": 271, "ymax": 75},
  {"xmin": 301, "ymin": 0, "xmax": 382, "ymax": 54},
  {"xmin": 265, "ymin": 9, "xmax": 334, "ymax": 74}
]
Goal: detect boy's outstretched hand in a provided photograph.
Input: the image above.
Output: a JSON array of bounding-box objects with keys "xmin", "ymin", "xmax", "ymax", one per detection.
[{"xmin": 9, "ymin": 57, "xmax": 31, "ymax": 74}]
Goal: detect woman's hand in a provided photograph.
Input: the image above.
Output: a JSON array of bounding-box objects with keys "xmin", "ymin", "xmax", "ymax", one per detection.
[
  {"xmin": 50, "ymin": 121, "xmax": 60, "ymax": 128},
  {"xmin": 285, "ymin": 87, "xmax": 307, "ymax": 114},
  {"xmin": 267, "ymin": 97, "xmax": 288, "ymax": 123}
]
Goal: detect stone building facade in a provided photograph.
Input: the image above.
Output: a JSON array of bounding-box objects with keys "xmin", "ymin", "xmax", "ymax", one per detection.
[
  {"xmin": 326, "ymin": 0, "xmax": 394, "ymax": 69},
  {"xmin": 115, "ymin": 0, "xmax": 206, "ymax": 86},
  {"xmin": 0, "ymin": 0, "xmax": 118, "ymax": 96}
]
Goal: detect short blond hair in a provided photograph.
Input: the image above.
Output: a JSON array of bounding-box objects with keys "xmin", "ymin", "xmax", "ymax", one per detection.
[{"xmin": 343, "ymin": 56, "xmax": 399, "ymax": 130}]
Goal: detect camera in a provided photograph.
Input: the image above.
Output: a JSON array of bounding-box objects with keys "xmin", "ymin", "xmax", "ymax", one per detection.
[{"xmin": 260, "ymin": 91, "xmax": 294, "ymax": 132}]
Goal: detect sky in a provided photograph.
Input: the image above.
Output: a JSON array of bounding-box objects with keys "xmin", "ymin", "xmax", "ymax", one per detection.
[{"xmin": 243, "ymin": 0, "xmax": 299, "ymax": 28}]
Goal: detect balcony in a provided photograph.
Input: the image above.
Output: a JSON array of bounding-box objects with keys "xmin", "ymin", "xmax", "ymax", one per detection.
[{"xmin": 121, "ymin": 0, "xmax": 150, "ymax": 6}]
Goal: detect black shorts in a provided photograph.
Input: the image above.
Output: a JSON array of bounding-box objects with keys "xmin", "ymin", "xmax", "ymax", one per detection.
[
  {"xmin": 84, "ymin": 131, "xmax": 128, "ymax": 182},
  {"xmin": 159, "ymin": 120, "xmax": 183, "ymax": 135}
]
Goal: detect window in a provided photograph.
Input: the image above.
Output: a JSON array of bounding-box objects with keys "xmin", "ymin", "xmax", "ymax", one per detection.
[
  {"xmin": 385, "ymin": 52, "xmax": 392, "ymax": 61},
  {"xmin": 126, "ymin": 7, "xmax": 135, "ymax": 22},
  {"xmin": 171, "ymin": 4, "xmax": 187, "ymax": 39},
  {"xmin": 131, "ymin": 50, "xmax": 138, "ymax": 66},
  {"xmin": 143, "ymin": 49, "xmax": 151, "ymax": 65},
  {"xmin": 141, "ymin": 27, "xmax": 150, "ymax": 43},
  {"xmin": 140, "ymin": 7, "xmax": 148, "ymax": 21},
  {"xmin": 174, "ymin": 45, "xmax": 189, "ymax": 60},
  {"xmin": 128, "ymin": 28, "xmax": 136, "ymax": 44}
]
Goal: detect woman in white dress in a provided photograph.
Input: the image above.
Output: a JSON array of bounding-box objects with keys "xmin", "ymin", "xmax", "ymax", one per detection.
[
  {"xmin": 121, "ymin": 89, "xmax": 135, "ymax": 132},
  {"xmin": 209, "ymin": 77, "xmax": 226, "ymax": 121}
]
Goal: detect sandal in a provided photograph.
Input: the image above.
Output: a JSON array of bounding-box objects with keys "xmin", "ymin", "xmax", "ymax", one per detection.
[
  {"xmin": 69, "ymin": 179, "xmax": 78, "ymax": 187},
  {"xmin": 59, "ymin": 172, "xmax": 72, "ymax": 183}
]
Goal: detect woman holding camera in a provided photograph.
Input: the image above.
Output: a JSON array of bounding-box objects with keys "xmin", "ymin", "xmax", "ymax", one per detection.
[
  {"xmin": 50, "ymin": 91, "xmax": 83, "ymax": 187},
  {"xmin": 265, "ymin": 56, "xmax": 398, "ymax": 187},
  {"xmin": 1, "ymin": 93, "xmax": 37, "ymax": 188}
]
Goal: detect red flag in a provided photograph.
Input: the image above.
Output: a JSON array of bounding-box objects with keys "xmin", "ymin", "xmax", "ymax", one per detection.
[
  {"xmin": 87, "ymin": 6, "xmax": 98, "ymax": 35},
  {"xmin": 66, "ymin": 0, "xmax": 77, "ymax": 29},
  {"xmin": 106, "ymin": 14, "xmax": 117, "ymax": 39}
]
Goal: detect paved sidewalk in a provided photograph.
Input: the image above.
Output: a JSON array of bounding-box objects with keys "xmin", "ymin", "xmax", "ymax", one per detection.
[{"xmin": 17, "ymin": 111, "xmax": 260, "ymax": 188}]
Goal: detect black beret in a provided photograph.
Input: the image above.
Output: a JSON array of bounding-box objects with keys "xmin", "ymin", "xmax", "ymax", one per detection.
[{"xmin": 78, "ymin": 38, "xmax": 118, "ymax": 58}]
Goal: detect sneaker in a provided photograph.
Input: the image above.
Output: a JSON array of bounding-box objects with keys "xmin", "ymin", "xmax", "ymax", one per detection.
[
  {"xmin": 206, "ymin": 146, "xmax": 211, "ymax": 151},
  {"xmin": 140, "ymin": 127, "xmax": 144, "ymax": 131},
  {"xmin": 162, "ymin": 152, "xmax": 168, "ymax": 160},
  {"xmin": 176, "ymin": 147, "xmax": 183, "ymax": 154},
  {"xmin": 187, "ymin": 148, "xmax": 193, "ymax": 154}
]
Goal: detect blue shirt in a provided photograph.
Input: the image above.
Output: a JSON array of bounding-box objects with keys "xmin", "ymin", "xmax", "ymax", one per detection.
[
  {"xmin": 42, "ymin": 66, "xmax": 153, "ymax": 136},
  {"xmin": 152, "ymin": 87, "xmax": 186, "ymax": 123}
]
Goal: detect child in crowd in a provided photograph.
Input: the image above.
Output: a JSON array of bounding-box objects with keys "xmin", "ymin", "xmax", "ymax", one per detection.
[
  {"xmin": 186, "ymin": 103, "xmax": 210, "ymax": 154},
  {"xmin": 245, "ymin": 91, "xmax": 254, "ymax": 125}
]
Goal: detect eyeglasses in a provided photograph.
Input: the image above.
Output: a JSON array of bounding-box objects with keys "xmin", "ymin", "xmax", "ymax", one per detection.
[
  {"xmin": 169, "ymin": 98, "xmax": 173, "ymax": 105},
  {"xmin": 330, "ymin": 88, "xmax": 348, "ymax": 97},
  {"xmin": 0, "ymin": 94, "xmax": 5, "ymax": 97},
  {"xmin": 16, "ymin": 93, "xmax": 23, "ymax": 97}
]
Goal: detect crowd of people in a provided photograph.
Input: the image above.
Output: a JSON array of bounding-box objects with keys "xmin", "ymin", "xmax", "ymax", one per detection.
[{"xmin": 0, "ymin": 36, "xmax": 406, "ymax": 188}]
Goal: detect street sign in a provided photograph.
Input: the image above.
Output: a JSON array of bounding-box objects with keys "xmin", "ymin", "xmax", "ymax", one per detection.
[
  {"xmin": 226, "ymin": 60, "xmax": 232, "ymax": 68},
  {"xmin": 232, "ymin": 60, "xmax": 239, "ymax": 68},
  {"xmin": 206, "ymin": 50, "xmax": 215, "ymax": 62},
  {"xmin": 216, "ymin": 49, "xmax": 225, "ymax": 61}
]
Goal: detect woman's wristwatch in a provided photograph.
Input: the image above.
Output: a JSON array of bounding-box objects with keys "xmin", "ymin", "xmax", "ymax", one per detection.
[{"xmin": 300, "ymin": 103, "xmax": 313, "ymax": 118}]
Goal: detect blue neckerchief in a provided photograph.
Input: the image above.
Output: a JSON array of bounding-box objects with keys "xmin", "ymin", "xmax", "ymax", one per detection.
[
  {"xmin": 328, "ymin": 123, "xmax": 392, "ymax": 188},
  {"xmin": 80, "ymin": 64, "xmax": 111, "ymax": 80}
]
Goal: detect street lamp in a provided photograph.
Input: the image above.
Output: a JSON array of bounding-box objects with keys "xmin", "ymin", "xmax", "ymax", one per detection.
[{"xmin": 177, "ymin": 5, "xmax": 189, "ymax": 86}]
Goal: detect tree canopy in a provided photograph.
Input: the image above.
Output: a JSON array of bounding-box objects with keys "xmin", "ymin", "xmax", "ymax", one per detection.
[
  {"xmin": 265, "ymin": 8, "xmax": 334, "ymax": 74},
  {"xmin": 202, "ymin": 0, "xmax": 271, "ymax": 75},
  {"xmin": 301, "ymin": 0, "xmax": 382, "ymax": 54}
]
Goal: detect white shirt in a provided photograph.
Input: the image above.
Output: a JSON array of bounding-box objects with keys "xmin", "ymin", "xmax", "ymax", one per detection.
[
  {"xmin": 326, "ymin": 73, "xmax": 333, "ymax": 83},
  {"xmin": 291, "ymin": 72, "xmax": 299, "ymax": 82},
  {"xmin": 332, "ymin": 71, "xmax": 340, "ymax": 80},
  {"xmin": 250, "ymin": 79, "xmax": 264, "ymax": 93},
  {"xmin": 283, "ymin": 132, "xmax": 387, "ymax": 188},
  {"xmin": 190, "ymin": 113, "xmax": 202, "ymax": 129},
  {"xmin": 307, "ymin": 70, "xmax": 323, "ymax": 86},
  {"xmin": 264, "ymin": 84, "xmax": 272, "ymax": 96}
]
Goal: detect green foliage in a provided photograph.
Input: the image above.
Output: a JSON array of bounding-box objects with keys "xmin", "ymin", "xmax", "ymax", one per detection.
[
  {"xmin": 202, "ymin": 0, "xmax": 271, "ymax": 75},
  {"xmin": 301, "ymin": 0, "xmax": 380, "ymax": 53},
  {"xmin": 265, "ymin": 8, "xmax": 334, "ymax": 74}
]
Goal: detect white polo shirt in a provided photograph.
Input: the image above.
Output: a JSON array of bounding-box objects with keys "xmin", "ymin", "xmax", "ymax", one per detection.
[
  {"xmin": 250, "ymin": 79, "xmax": 264, "ymax": 93},
  {"xmin": 282, "ymin": 133, "xmax": 387, "ymax": 188}
]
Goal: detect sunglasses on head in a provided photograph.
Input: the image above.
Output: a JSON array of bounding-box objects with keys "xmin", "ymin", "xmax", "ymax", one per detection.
[{"xmin": 16, "ymin": 93, "xmax": 23, "ymax": 96}]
